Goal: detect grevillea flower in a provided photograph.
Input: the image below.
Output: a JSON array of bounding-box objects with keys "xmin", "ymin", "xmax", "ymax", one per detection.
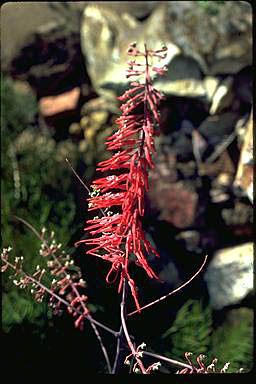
[{"xmin": 77, "ymin": 42, "xmax": 168, "ymax": 311}]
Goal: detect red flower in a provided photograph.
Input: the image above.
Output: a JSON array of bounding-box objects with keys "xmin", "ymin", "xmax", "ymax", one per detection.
[{"xmin": 77, "ymin": 43, "xmax": 167, "ymax": 311}]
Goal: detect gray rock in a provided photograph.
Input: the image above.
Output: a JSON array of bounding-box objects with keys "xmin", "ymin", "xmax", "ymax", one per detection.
[
  {"xmin": 83, "ymin": 1, "xmax": 159, "ymax": 20},
  {"xmin": 203, "ymin": 76, "xmax": 220, "ymax": 102},
  {"xmin": 1, "ymin": 3, "xmax": 59, "ymax": 70},
  {"xmin": 80, "ymin": 1, "xmax": 252, "ymax": 100},
  {"xmin": 209, "ymin": 76, "xmax": 234, "ymax": 115},
  {"xmin": 165, "ymin": 1, "xmax": 252, "ymax": 74},
  {"xmin": 9, "ymin": 21, "xmax": 83, "ymax": 97},
  {"xmin": 221, "ymin": 201, "xmax": 253, "ymax": 226},
  {"xmin": 175, "ymin": 230, "xmax": 201, "ymax": 252},
  {"xmin": 233, "ymin": 66, "xmax": 252, "ymax": 104},
  {"xmin": 80, "ymin": 3, "xmax": 181, "ymax": 98},
  {"xmin": 233, "ymin": 111, "xmax": 253, "ymax": 203},
  {"xmin": 154, "ymin": 55, "xmax": 206, "ymax": 98},
  {"xmin": 204, "ymin": 243, "xmax": 253, "ymax": 309},
  {"xmin": 1, "ymin": 2, "xmax": 82, "ymax": 70},
  {"xmin": 198, "ymin": 112, "xmax": 240, "ymax": 148}
]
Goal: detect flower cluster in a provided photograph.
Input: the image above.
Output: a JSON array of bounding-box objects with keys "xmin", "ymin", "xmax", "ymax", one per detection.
[
  {"xmin": 77, "ymin": 43, "xmax": 167, "ymax": 311},
  {"xmin": 124, "ymin": 342, "xmax": 161, "ymax": 374},
  {"xmin": 40, "ymin": 228, "xmax": 89, "ymax": 331},
  {"xmin": 1, "ymin": 227, "xmax": 89, "ymax": 331},
  {"xmin": 1, "ymin": 247, "xmax": 47, "ymax": 303},
  {"xmin": 176, "ymin": 352, "xmax": 241, "ymax": 374}
]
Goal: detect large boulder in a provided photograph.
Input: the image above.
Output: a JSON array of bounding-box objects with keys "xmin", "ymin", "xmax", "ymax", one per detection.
[
  {"xmin": 80, "ymin": 1, "xmax": 252, "ymax": 99},
  {"xmin": 2, "ymin": 2, "xmax": 86, "ymax": 97},
  {"xmin": 204, "ymin": 242, "xmax": 253, "ymax": 309}
]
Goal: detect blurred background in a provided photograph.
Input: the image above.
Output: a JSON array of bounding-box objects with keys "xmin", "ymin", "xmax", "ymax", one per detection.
[{"xmin": 1, "ymin": 2, "xmax": 253, "ymax": 374}]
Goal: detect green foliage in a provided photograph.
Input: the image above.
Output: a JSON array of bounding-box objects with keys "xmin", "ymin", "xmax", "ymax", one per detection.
[
  {"xmin": 162, "ymin": 299, "xmax": 212, "ymax": 358},
  {"xmin": 162, "ymin": 300, "xmax": 253, "ymax": 372},
  {"xmin": 210, "ymin": 308, "xmax": 253, "ymax": 372},
  {"xmin": 1, "ymin": 76, "xmax": 37, "ymax": 140},
  {"xmin": 1, "ymin": 75, "xmax": 78, "ymax": 331},
  {"xmin": 195, "ymin": 0, "xmax": 226, "ymax": 16},
  {"xmin": 2, "ymin": 290, "xmax": 48, "ymax": 333}
]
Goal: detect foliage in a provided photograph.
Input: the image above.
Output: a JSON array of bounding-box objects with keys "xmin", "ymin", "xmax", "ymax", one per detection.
[
  {"xmin": 1, "ymin": 76, "xmax": 37, "ymax": 139},
  {"xmin": 1, "ymin": 75, "xmax": 78, "ymax": 331},
  {"xmin": 195, "ymin": 1, "xmax": 226, "ymax": 16},
  {"xmin": 162, "ymin": 299, "xmax": 212, "ymax": 358},
  {"xmin": 1, "ymin": 40, "xmax": 252, "ymax": 374},
  {"xmin": 210, "ymin": 308, "xmax": 253, "ymax": 372},
  {"xmin": 162, "ymin": 299, "xmax": 253, "ymax": 373},
  {"xmin": 2, "ymin": 290, "xmax": 48, "ymax": 333}
]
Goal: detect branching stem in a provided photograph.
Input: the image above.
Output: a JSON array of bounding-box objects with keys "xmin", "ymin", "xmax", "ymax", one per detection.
[{"xmin": 120, "ymin": 280, "xmax": 147, "ymax": 374}]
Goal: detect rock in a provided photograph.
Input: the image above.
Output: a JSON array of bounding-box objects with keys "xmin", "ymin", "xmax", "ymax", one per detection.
[
  {"xmin": 81, "ymin": 96, "xmax": 119, "ymax": 115},
  {"xmin": 233, "ymin": 111, "xmax": 253, "ymax": 203},
  {"xmin": 209, "ymin": 76, "xmax": 234, "ymax": 115},
  {"xmin": 210, "ymin": 172, "xmax": 232, "ymax": 193},
  {"xmin": 1, "ymin": 2, "xmax": 61, "ymax": 71},
  {"xmin": 202, "ymin": 2, "xmax": 252, "ymax": 74},
  {"xmin": 39, "ymin": 87, "xmax": 80, "ymax": 116},
  {"xmin": 3, "ymin": 3, "xmax": 85, "ymax": 97},
  {"xmin": 191, "ymin": 129, "xmax": 208, "ymax": 164},
  {"xmin": 203, "ymin": 76, "xmax": 220, "ymax": 101},
  {"xmin": 221, "ymin": 200, "xmax": 253, "ymax": 227},
  {"xmin": 204, "ymin": 242, "xmax": 253, "ymax": 309},
  {"xmin": 158, "ymin": 260, "xmax": 180, "ymax": 287},
  {"xmin": 73, "ymin": 103, "xmax": 113, "ymax": 165},
  {"xmin": 175, "ymin": 230, "xmax": 201, "ymax": 252},
  {"xmin": 80, "ymin": 3, "xmax": 181, "ymax": 99},
  {"xmin": 154, "ymin": 55, "xmax": 206, "ymax": 98},
  {"xmin": 69, "ymin": 122, "xmax": 82, "ymax": 135},
  {"xmin": 148, "ymin": 179, "xmax": 198, "ymax": 228},
  {"xmin": 155, "ymin": 1, "xmax": 252, "ymax": 75},
  {"xmin": 80, "ymin": 1, "xmax": 251, "ymax": 101},
  {"xmin": 233, "ymin": 66, "xmax": 253, "ymax": 105},
  {"xmin": 80, "ymin": 110, "xmax": 109, "ymax": 145},
  {"xmin": 198, "ymin": 112, "xmax": 240, "ymax": 148},
  {"xmin": 210, "ymin": 174, "xmax": 233, "ymax": 204},
  {"xmin": 177, "ymin": 160, "xmax": 197, "ymax": 179},
  {"xmin": 83, "ymin": 1, "xmax": 159, "ymax": 20},
  {"xmin": 155, "ymin": 78, "xmax": 206, "ymax": 99},
  {"xmin": 198, "ymin": 150, "xmax": 235, "ymax": 178},
  {"xmin": 157, "ymin": 114, "xmax": 205, "ymax": 163}
]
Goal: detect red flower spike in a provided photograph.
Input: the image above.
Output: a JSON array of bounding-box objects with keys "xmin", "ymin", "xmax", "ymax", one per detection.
[{"xmin": 82, "ymin": 43, "xmax": 167, "ymax": 311}]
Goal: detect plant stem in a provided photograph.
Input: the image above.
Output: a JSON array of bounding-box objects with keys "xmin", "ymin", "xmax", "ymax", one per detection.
[
  {"xmin": 111, "ymin": 325, "xmax": 124, "ymax": 374},
  {"xmin": 87, "ymin": 314, "xmax": 112, "ymax": 373},
  {"xmin": 3, "ymin": 257, "xmax": 118, "ymax": 337},
  {"xmin": 127, "ymin": 255, "xmax": 208, "ymax": 317},
  {"xmin": 143, "ymin": 351, "xmax": 193, "ymax": 371},
  {"xmin": 120, "ymin": 280, "xmax": 147, "ymax": 374},
  {"xmin": 14, "ymin": 193, "xmax": 113, "ymax": 372}
]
